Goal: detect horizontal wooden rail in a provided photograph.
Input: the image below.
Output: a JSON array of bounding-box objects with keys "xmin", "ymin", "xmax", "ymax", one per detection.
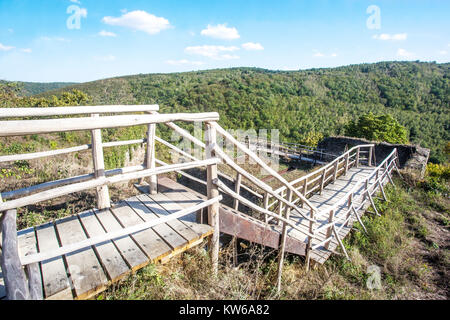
[
  {"xmin": 0, "ymin": 105, "xmax": 159, "ymax": 118},
  {"xmin": 20, "ymin": 195, "xmax": 222, "ymax": 266},
  {"xmin": 0, "ymin": 158, "xmax": 220, "ymax": 212},
  {"xmin": 0, "ymin": 113, "xmax": 220, "ymax": 137},
  {"xmin": 0, "ymin": 139, "xmax": 147, "ymax": 163},
  {"xmin": 1, "ymin": 164, "xmax": 146, "ymax": 200}
]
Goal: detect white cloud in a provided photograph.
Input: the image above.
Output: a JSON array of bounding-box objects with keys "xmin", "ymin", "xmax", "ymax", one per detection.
[
  {"xmin": 373, "ymin": 33, "xmax": 407, "ymax": 41},
  {"xmin": 397, "ymin": 48, "xmax": 415, "ymax": 59},
  {"xmin": 313, "ymin": 52, "xmax": 325, "ymax": 57},
  {"xmin": 200, "ymin": 24, "xmax": 240, "ymax": 40},
  {"xmin": 185, "ymin": 45, "xmax": 240, "ymax": 60},
  {"xmin": 438, "ymin": 50, "xmax": 448, "ymax": 55},
  {"xmin": 21, "ymin": 48, "xmax": 32, "ymax": 53},
  {"xmin": 94, "ymin": 54, "xmax": 116, "ymax": 62},
  {"xmin": 70, "ymin": 0, "xmax": 81, "ymax": 3},
  {"xmin": 0, "ymin": 43, "xmax": 15, "ymax": 51},
  {"xmin": 166, "ymin": 59, "xmax": 204, "ymax": 66},
  {"xmin": 99, "ymin": 30, "xmax": 117, "ymax": 37},
  {"xmin": 242, "ymin": 42, "xmax": 264, "ymax": 51},
  {"xmin": 102, "ymin": 10, "xmax": 171, "ymax": 35}
]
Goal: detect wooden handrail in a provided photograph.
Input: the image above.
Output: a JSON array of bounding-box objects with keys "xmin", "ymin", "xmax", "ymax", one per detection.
[
  {"xmin": 0, "ymin": 105, "xmax": 159, "ymax": 118},
  {"xmin": 0, "ymin": 112, "xmax": 220, "ymax": 137},
  {"xmin": 272, "ymin": 144, "xmax": 374, "ymax": 195},
  {"xmin": 210, "ymin": 122, "xmax": 318, "ymax": 212},
  {"xmin": 0, "ymin": 158, "xmax": 220, "ymax": 212}
]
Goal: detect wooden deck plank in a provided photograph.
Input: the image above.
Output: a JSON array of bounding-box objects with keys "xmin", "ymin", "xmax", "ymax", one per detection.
[
  {"xmin": 138, "ymin": 193, "xmax": 206, "ymax": 241},
  {"xmin": 55, "ymin": 215, "xmax": 109, "ymax": 300},
  {"xmin": 157, "ymin": 191, "xmax": 213, "ymax": 236},
  {"xmin": 93, "ymin": 208, "xmax": 149, "ymax": 272},
  {"xmin": 110, "ymin": 201, "xmax": 176, "ymax": 260},
  {"xmin": 77, "ymin": 210, "xmax": 130, "ymax": 283},
  {"xmin": 35, "ymin": 222, "xmax": 73, "ymax": 300}
]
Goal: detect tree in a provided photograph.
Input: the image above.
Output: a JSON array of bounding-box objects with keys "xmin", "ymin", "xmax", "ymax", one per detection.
[{"xmin": 345, "ymin": 112, "xmax": 409, "ymax": 144}]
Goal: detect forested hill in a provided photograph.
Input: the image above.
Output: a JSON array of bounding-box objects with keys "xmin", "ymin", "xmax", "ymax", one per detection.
[
  {"xmin": 41, "ymin": 61, "xmax": 449, "ymax": 162},
  {"xmin": 0, "ymin": 80, "xmax": 77, "ymax": 96}
]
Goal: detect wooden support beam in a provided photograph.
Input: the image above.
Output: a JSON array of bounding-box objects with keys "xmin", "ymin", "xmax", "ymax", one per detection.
[
  {"xmin": 276, "ymin": 189, "xmax": 292, "ymax": 293},
  {"xmin": 263, "ymin": 192, "xmax": 270, "ymax": 223},
  {"xmin": 333, "ymin": 160, "xmax": 338, "ymax": 183},
  {"xmin": 1, "ymin": 210, "xmax": 30, "ymax": 300},
  {"xmin": 305, "ymin": 209, "xmax": 315, "ymax": 272},
  {"xmin": 234, "ymin": 173, "xmax": 242, "ymax": 211},
  {"xmin": 142, "ymin": 123, "xmax": 157, "ymax": 194},
  {"xmin": 205, "ymin": 122, "xmax": 220, "ymax": 276},
  {"xmin": 344, "ymin": 153, "xmax": 349, "ymax": 176},
  {"xmin": 355, "ymin": 148, "xmax": 360, "ymax": 168},
  {"xmin": 368, "ymin": 146, "xmax": 373, "ymax": 167},
  {"xmin": 91, "ymin": 114, "xmax": 111, "ymax": 210},
  {"xmin": 324, "ymin": 209, "xmax": 335, "ymax": 250},
  {"xmin": 319, "ymin": 170, "xmax": 326, "ymax": 195}
]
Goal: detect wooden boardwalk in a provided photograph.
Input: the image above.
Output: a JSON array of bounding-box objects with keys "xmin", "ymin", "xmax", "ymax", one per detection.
[
  {"xmin": 7, "ymin": 188, "xmax": 212, "ymax": 300},
  {"xmin": 0, "ymin": 105, "xmax": 401, "ymax": 299},
  {"xmin": 280, "ymin": 165, "xmax": 385, "ymax": 263}
]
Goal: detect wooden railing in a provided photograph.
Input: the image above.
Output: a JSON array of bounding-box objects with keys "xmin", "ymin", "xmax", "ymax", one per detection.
[
  {"xmin": 256, "ymin": 139, "xmax": 337, "ymax": 164},
  {"xmin": 0, "ymin": 105, "xmax": 400, "ymax": 298},
  {"xmin": 307, "ymin": 148, "xmax": 399, "ymax": 263},
  {"xmin": 0, "ymin": 105, "xmax": 223, "ymax": 299}
]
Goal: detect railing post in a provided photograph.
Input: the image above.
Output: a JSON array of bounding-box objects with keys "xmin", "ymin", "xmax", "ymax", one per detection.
[
  {"xmin": 1, "ymin": 209, "xmax": 31, "ymax": 300},
  {"xmin": 302, "ymin": 178, "xmax": 308, "ymax": 208},
  {"xmin": 263, "ymin": 192, "xmax": 270, "ymax": 223},
  {"xmin": 324, "ymin": 209, "xmax": 335, "ymax": 251},
  {"xmin": 305, "ymin": 209, "xmax": 315, "ymax": 271},
  {"xmin": 276, "ymin": 189, "xmax": 292, "ymax": 293},
  {"xmin": 91, "ymin": 114, "xmax": 110, "ymax": 210},
  {"xmin": 233, "ymin": 172, "xmax": 242, "ymax": 211},
  {"xmin": 345, "ymin": 193, "xmax": 353, "ymax": 227},
  {"xmin": 205, "ymin": 122, "xmax": 220, "ymax": 276},
  {"xmin": 320, "ymin": 169, "xmax": 326, "ymax": 195},
  {"xmin": 344, "ymin": 152, "xmax": 349, "ymax": 175},
  {"xmin": 355, "ymin": 148, "xmax": 360, "ymax": 168},
  {"xmin": 333, "ymin": 160, "xmax": 338, "ymax": 183},
  {"xmin": 363, "ymin": 179, "xmax": 369, "ymax": 202},
  {"xmin": 368, "ymin": 146, "xmax": 373, "ymax": 167},
  {"xmin": 142, "ymin": 123, "xmax": 157, "ymax": 194}
]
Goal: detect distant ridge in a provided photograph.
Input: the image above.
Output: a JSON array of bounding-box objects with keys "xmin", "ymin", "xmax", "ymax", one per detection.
[
  {"xmin": 34, "ymin": 61, "xmax": 450, "ymax": 162},
  {"xmin": 0, "ymin": 80, "xmax": 77, "ymax": 96}
]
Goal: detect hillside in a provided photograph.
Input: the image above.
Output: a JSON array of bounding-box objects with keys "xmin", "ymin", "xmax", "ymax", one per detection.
[
  {"xmin": 0, "ymin": 80, "xmax": 77, "ymax": 96},
  {"xmin": 40, "ymin": 61, "xmax": 449, "ymax": 163}
]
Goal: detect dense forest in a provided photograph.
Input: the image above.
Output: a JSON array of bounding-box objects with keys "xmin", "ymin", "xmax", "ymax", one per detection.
[
  {"xmin": 0, "ymin": 80, "xmax": 76, "ymax": 97},
  {"xmin": 2, "ymin": 61, "xmax": 449, "ymax": 162}
]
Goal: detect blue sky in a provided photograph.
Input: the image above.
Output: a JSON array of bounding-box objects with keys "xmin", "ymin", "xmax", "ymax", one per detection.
[{"xmin": 0, "ymin": 0, "xmax": 449, "ymax": 82}]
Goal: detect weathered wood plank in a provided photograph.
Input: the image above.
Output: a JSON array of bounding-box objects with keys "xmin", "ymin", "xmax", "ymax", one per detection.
[
  {"xmin": 77, "ymin": 210, "xmax": 130, "ymax": 283},
  {"xmin": 55, "ymin": 215, "xmax": 108, "ymax": 300},
  {"xmin": 17, "ymin": 227, "xmax": 43, "ymax": 300},
  {"xmin": 0, "ymin": 105, "xmax": 159, "ymax": 118},
  {"xmin": 1, "ymin": 210, "xmax": 30, "ymax": 300},
  {"xmin": 0, "ymin": 113, "xmax": 220, "ymax": 137},
  {"xmin": 143, "ymin": 193, "xmax": 207, "ymax": 240},
  {"xmin": 93, "ymin": 209, "xmax": 148, "ymax": 272},
  {"xmin": 110, "ymin": 201, "xmax": 177, "ymax": 260},
  {"xmin": 35, "ymin": 222, "xmax": 73, "ymax": 299}
]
